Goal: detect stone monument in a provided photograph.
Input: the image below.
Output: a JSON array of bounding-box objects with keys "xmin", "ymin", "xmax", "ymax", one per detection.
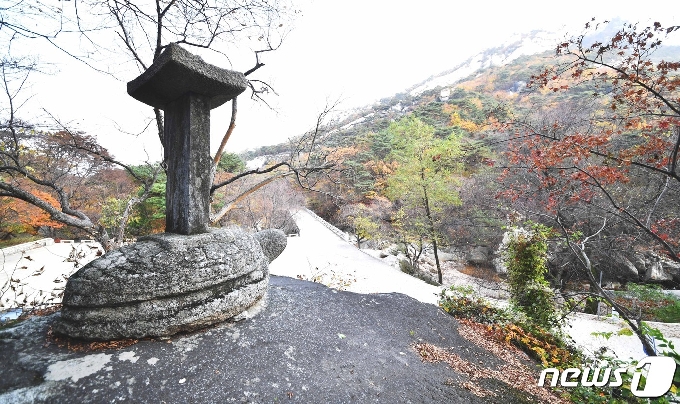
[
  {"xmin": 55, "ymin": 44, "xmax": 286, "ymax": 340},
  {"xmin": 128, "ymin": 43, "xmax": 248, "ymax": 235}
]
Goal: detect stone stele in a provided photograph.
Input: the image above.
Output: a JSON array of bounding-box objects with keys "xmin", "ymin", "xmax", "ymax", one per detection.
[
  {"xmin": 55, "ymin": 228, "xmax": 287, "ymax": 340},
  {"xmin": 128, "ymin": 43, "xmax": 248, "ymax": 235},
  {"xmin": 55, "ymin": 45, "xmax": 282, "ymax": 340}
]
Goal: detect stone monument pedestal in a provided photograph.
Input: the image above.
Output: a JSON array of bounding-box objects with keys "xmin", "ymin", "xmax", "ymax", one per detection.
[{"xmin": 55, "ymin": 228, "xmax": 286, "ymax": 340}]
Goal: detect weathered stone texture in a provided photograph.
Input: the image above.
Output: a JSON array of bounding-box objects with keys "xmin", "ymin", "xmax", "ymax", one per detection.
[
  {"xmin": 55, "ymin": 228, "xmax": 285, "ymax": 340},
  {"xmin": 253, "ymin": 229, "xmax": 287, "ymax": 263},
  {"xmin": 127, "ymin": 43, "xmax": 248, "ymax": 110},
  {"xmin": 466, "ymin": 246, "xmax": 491, "ymax": 267},
  {"xmin": 163, "ymin": 93, "xmax": 212, "ymax": 234}
]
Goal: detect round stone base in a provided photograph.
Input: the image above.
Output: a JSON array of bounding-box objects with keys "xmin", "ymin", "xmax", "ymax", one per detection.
[{"xmin": 54, "ymin": 228, "xmax": 285, "ymax": 340}]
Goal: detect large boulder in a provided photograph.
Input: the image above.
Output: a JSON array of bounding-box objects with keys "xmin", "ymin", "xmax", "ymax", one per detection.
[
  {"xmin": 661, "ymin": 258, "xmax": 680, "ymax": 282},
  {"xmin": 466, "ymin": 246, "xmax": 491, "ymax": 267},
  {"xmin": 54, "ymin": 228, "xmax": 286, "ymax": 340},
  {"xmin": 627, "ymin": 251, "xmax": 680, "ymax": 284},
  {"xmin": 645, "ymin": 260, "xmax": 673, "ymax": 283},
  {"xmin": 436, "ymin": 252, "xmax": 457, "ymax": 262},
  {"xmin": 606, "ymin": 253, "xmax": 641, "ymax": 282},
  {"xmin": 641, "ymin": 252, "xmax": 677, "ymax": 283}
]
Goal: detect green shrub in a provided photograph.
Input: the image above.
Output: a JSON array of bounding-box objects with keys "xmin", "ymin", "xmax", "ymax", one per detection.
[
  {"xmin": 439, "ymin": 285, "xmax": 511, "ymax": 325},
  {"xmin": 655, "ymin": 302, "xmax": 680, "ymax": 323},
  {"xmin": 399, "ymin": 259, "xmax": 414, "ymax": 274},
  {"xmin": 502, "ymin": 222, "xmax": 562, "ymax": 329}
]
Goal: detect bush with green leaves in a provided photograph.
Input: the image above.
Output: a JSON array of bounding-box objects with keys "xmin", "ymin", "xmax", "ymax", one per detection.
[
  {"xmin": 643, "ymin": 323, "xmax": 680, "ymax": 398},
  {"xmin": 217, "ymin": 152, "xmax": 245, "ymax": 173},
  {"xmin": 501, "ymin": 222, "xmax": 562, "ymax": 330},
  {"xmin": 439, "ymin": 285, "xmax": 574, "ymax": 367},
  {"xmin": 439, "ymin": 285, "xmax": 512, "ymax": 325}
]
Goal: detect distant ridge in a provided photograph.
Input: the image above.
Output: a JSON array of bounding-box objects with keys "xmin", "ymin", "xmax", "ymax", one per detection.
[{"xmin": 405, "ymin": 30, "xmax": 561, "ymax": 96}]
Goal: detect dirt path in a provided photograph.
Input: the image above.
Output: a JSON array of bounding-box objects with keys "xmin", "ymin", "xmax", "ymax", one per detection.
[{"xmin": 269, "ymin": 209, "xmax": 442, "ymax": 304}]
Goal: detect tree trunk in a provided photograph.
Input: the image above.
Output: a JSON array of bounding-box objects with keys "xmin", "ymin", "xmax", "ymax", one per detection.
[
  {"xmin": 421, "ymin": 174, "xmax": 442, "ymax": 284},
  {"xmin": 93, "ymin": 225, "xmax": 116, "ymax": 252},
  {"xmin": 432, "ymin": 237, "xmax": 442, "ymax": 284},
  {"xmin": 213, "ymin": 98, "xmax": 238, "ymax": 167},
  {"xmin": 575, "ymin": 244, "xmax": 657, "ymax": 355}
]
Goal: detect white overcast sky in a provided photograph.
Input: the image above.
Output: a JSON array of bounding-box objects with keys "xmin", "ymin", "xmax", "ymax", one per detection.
[{"xmin": 12, "ymin": 0, "xmax": 679, "ymax": 164}]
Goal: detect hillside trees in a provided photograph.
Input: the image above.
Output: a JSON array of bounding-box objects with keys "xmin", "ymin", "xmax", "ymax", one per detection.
[
  {"xmin": 504, "ymin": 20, "xmax": 680, "ymax": 265},
  {"xmin": 0, "ymin": 126, "xmax": 160, "ymax": 249},
  {"xmin": 0, "ymin": 52, "xmax": 162, "ymax": 249},
  {"xmin": 511, "ymin": 19, "xmax": 680, "ymax": 261},
  {"xmin": 439, "ymin": 173, "xmax": 506, "ymax": 252},
  {"xmin": 523, "ymin": 20, "xmax": 679, "ymax": 255},
  {"xmin": 385, "ymin": 117, "xmax": 463, "ymax": 284},
  {"xmin": 0, "ymin": 124, "xmax": 161, "ymax": 249},
  {"xmin": 0, "ymin": 194, "xmax": 65, "ymax": 239},
  {"xmin": 338, "ymin": 203, "xmax": 382, "ymax": 248},
  {"xmin": 502, "ymin": 20, "xmax": 680, "ymax": 355}
]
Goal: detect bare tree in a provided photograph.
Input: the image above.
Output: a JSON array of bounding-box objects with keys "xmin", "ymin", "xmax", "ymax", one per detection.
[
  {"xmin": 2, "ymin": 0, "xmax": 294, "ymax": 155},
  {"xmin": 209, "ymin": 100, "xmax": 345, "ymax": 224},
  {"xmin": 0, "ymin": 63, "xmax": 159, "ymax": 250},
  {"xmin": 220, "ymin": 177, "xmax": 303, "ymax": 231},
  {"xmin": 554, "ymin": 215, "xmax": 657, "ymax": 355},
  {"xmin": 87, "ymin": 0, "xmax": 292, "ymax": 144}
]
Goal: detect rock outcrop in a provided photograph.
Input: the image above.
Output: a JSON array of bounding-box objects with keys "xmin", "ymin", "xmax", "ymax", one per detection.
[
  {"xmin": 466, "ymin": 246, "xmax": 492, "ymax": 267},
  {"xmin": 54, "ymin": 228, "xmax": 286, "ymax": 340},
  {"xmin": 637, "ymin": 252, "xmax": 680, "ymax": 283},
  {"xmin": 605, "ymin": 253, "xmax": 642, "ymax": 282}
]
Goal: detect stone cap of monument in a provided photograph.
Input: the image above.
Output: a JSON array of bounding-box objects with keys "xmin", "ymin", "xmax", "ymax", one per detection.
[{"xmin": 127, "ymin": 43, "xmax": 248, "ymax": 110}]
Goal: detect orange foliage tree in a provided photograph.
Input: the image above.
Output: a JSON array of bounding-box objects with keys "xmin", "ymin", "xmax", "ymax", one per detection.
[{"xmin": 0, "ymin": 191, "xmax": 65, "ymax": 237}]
